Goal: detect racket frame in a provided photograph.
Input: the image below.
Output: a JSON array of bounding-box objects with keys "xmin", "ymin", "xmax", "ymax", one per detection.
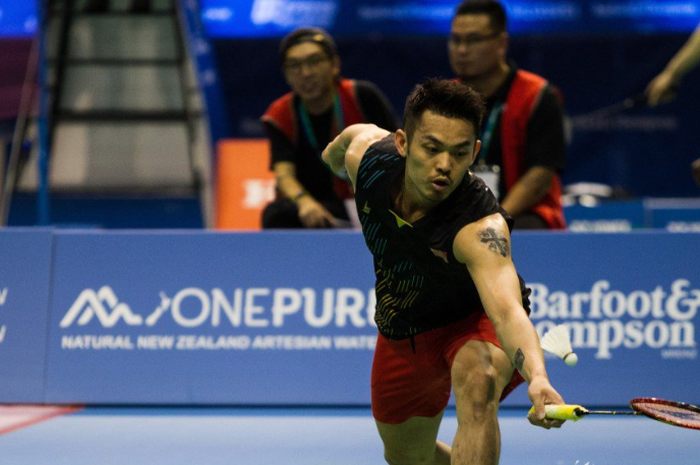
[
  {"xmin": 630, "ymin": 397, "xmax": 700, "ymax": 430},
  {"xmin": 538, "ymin": 398, "xmax": 700, "ymax": 430}
]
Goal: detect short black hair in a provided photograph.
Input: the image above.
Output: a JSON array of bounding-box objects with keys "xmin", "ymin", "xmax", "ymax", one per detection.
[
  {"xmin": 403, "ymin": 79, "xmax": 485, "ymax": 142},
  {"xmin": 278, "ymin": 27, "xmax": 337, "ymax": 64},
  {"xmin": 454, "ymin": 0, "xmax": 507, "ymax": 32}
]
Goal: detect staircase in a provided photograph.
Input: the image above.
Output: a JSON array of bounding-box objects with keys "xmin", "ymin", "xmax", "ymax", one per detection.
[{"xmin": 13, "ymin": 0, "xmax": 211, "ymax": 228}]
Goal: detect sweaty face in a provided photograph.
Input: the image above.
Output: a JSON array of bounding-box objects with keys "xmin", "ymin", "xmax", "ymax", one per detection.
[
  {"xmin": 397, "ymin": 111, "xmax": 480, "ymax": 207},
  {"xmin": 448, "ymin": 14, "xmax": 505, "ymax": 79},
  {"xmin": 283, "ymin": 42, "xmax": 339, "ymax": 105}
]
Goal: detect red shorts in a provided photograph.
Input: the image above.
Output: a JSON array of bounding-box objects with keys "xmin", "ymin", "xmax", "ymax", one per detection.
[{"xmin": 371, "ymin": 311, "xmax": 524, "ymax": 424}]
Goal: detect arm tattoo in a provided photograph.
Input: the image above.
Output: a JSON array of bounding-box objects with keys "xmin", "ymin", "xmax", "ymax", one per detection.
[
  {"xmin": 478, "ymin": 227, "xmax": 510, "ymax": 257},
  {"xmin": 514, "ymin": 348, "xmax": 525, "ymax": 372}
]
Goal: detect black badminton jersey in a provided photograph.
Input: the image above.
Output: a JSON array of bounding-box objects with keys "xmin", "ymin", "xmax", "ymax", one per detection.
[{"xmin": 355, "ymin": 135, "xmax": 531, "ymax": 340}]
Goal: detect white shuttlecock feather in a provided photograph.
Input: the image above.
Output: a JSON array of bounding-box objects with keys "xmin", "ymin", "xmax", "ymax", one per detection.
[{"xmin": 540, "ymin": 324, "xmax": 578, "ymax": 367}]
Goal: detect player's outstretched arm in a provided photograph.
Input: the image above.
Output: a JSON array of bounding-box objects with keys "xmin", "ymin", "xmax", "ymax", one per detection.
[
  {"xmin": 322, "ymin": 124, "xmax": 390, "ymax": 189},
  {"xmin": 646, "ymin": 23, "xmax": 700, "ymax": 106},
  {"xmin": 453, "ymin": 213, "xmax": 565, "ymax": 429}
]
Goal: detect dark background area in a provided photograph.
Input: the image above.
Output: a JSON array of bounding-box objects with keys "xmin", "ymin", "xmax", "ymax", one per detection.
[{"xmin": 214, "ymin": 33, "xmax": 700, "ymax": 198}]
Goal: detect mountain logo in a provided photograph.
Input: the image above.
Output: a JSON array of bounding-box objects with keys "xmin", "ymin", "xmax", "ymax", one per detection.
[{"xmin": 60, "ymin": 286, "xmax": 144, "ymax": 328}]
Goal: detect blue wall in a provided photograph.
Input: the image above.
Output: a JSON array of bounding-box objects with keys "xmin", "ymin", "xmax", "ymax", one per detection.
[{"xmin": 1, "ymin": 229, "xmax": 698, "ymax": 406}]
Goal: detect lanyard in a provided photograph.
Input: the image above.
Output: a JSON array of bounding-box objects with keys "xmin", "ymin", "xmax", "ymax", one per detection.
[
  {"xmin": 478, "ymin": 101, "xmax": 504, "ymax": 165},
  {"xmin": 298, "ymin": 92, "xmax": 344, "ymax": 155}
]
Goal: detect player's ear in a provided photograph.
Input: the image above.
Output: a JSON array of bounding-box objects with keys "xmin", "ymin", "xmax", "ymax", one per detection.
[
  {"xmin": 395, "ymin": 129, "xmax": 408, "ymax": 158},
  {"xmin": 471, "ymin": 139, "xmax": 481, "ymax": 164}
]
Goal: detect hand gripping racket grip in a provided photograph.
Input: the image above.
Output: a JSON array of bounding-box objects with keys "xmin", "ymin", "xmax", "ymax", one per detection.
[{"xmin": 528, "ymin": 405, "xmax": 587, "ymax": 421}]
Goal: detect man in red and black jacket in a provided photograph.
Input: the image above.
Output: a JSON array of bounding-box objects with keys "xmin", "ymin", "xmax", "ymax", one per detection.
[
  {"xmin": 449, "ymin": 0, "xmax": 567, "ymax": 229},
  {"xmin": 261, "ymin": 27, "xmax": 398, "ymax": 229}
]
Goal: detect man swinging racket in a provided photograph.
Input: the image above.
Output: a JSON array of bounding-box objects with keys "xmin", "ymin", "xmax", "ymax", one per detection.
[{"xmin": 322, "ymin": 79, "xmax": 565, "ymax": 465}]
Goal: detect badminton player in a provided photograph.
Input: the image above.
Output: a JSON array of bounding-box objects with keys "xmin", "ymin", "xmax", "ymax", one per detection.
[{"xmin": 322, "ymin": 79, "xmax": 564, "ymax": 465}]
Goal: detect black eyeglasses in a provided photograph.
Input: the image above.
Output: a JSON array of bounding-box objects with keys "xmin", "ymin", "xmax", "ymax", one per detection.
[
  {"xmin": 284, "ymin": 54, "xmax": 330, "ymax": 74},
  {"xmin": 448, "ymin": 31, "xmax": 500, "ymax": 47}
]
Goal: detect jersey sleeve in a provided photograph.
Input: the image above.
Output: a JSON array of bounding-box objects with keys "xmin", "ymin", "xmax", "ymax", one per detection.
[{"xmin": 355, "ymin": 134, "xmax": 399, "ymax": 194}]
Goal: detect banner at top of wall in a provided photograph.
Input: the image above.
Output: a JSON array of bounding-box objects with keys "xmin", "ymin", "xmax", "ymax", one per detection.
[
  {"xmin": 0, "ymin": 2, "xmax": 36, "ymax": 37},
  {"xmin": 201, "ymin": 0, "xmax": 700, "ymax": 38}
]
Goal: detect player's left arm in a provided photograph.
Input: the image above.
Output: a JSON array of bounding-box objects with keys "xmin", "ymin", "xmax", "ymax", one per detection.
[
  {"xmin": 453, "ymin": 213, "xmax": 564, "ymax": 426},
  {"xmin": 322, "ymin": 124, "xmax": 389, "ymax": 190}
]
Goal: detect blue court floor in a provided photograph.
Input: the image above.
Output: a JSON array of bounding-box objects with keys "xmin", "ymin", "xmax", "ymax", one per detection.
[{"xmin": 1, "ymin": 407, "xmax": 699, "ymax": 465}]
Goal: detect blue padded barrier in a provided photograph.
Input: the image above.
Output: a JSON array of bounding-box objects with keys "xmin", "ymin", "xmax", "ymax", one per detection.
[
  {"xmin": 0, "ymin": 229, "xmax": 698, "ymax": 406},
  {"xmin": 0, "ymin": 229, "xmax": 53, "ymax": 401}
]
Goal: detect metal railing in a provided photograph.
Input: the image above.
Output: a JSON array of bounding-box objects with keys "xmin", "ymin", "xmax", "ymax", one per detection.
[{"xmin": 0, "ymin": 21, "xmax": 43, "ymax": 227}]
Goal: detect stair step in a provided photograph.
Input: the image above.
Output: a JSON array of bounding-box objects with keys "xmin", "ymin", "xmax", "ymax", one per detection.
[
  {"xmin": 49, "ymin": 10, "xmax": 177, "ymax": 17},
  {"xmin": 56, "ymin": 110, "xmax": 191, "ymax": 122},
  {"xmin": 49, "ymin": 58, "xmax": 182, "ymax": 66}
]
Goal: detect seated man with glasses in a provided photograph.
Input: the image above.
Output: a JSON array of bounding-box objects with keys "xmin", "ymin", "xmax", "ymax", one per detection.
[
  {"xmin": 261, "ymin": 27, "xmax": 398, "ymax": 229},
  {"xmin": 449, "ymin": 0, "xmax": 567, "ymax": 230}
]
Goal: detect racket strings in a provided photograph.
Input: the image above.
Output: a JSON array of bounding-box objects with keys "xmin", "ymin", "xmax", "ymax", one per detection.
[{"xmin": 632, "ymin": 401, "xmax": 700, "ymax": 428}]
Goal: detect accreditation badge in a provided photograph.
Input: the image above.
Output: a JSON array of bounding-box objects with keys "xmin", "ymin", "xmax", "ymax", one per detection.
[{"xmin": 471, "ymin": 164, "xmax": 501, "ymax": 200}]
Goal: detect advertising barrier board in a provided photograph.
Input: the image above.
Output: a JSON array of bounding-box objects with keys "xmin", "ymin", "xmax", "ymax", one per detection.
[
  {"xmin": 0, "ymin": 229, "xmax": 696, "ymax": 406},
  {"xmin": 0, "ymin": 229, "xmax": 53, "ymax": 401},
  {"xmin": 44, "ymin": 231, "xmax": 377, "ymax": 404},
  {"xmin": 507, "ymin": 232, "xmax": 700, "ymax": 406}
]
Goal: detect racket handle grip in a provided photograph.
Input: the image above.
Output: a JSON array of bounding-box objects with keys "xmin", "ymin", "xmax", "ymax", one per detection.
[{"xmin": 528, "ymin": 404, "xmax": 587, "ymax": 421}]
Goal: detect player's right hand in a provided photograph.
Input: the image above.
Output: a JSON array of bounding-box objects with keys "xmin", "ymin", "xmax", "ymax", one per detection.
[{"xmin": 527, "ymin": 376, "xmax": 566, "ymax": 430}]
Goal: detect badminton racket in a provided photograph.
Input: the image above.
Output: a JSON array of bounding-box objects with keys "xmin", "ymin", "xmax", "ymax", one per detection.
[
  {"xmin": 528, "ymin": 397, "xmax": 700, "ymax": 430},
  {"xmin": 572, "ymin": 92, "xmax": 648, "ymax": 121}
]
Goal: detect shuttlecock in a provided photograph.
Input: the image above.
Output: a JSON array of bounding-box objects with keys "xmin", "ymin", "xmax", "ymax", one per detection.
[{"xmin": 541, "ymin": 324, "xmax": 578, "ymax": 367}]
